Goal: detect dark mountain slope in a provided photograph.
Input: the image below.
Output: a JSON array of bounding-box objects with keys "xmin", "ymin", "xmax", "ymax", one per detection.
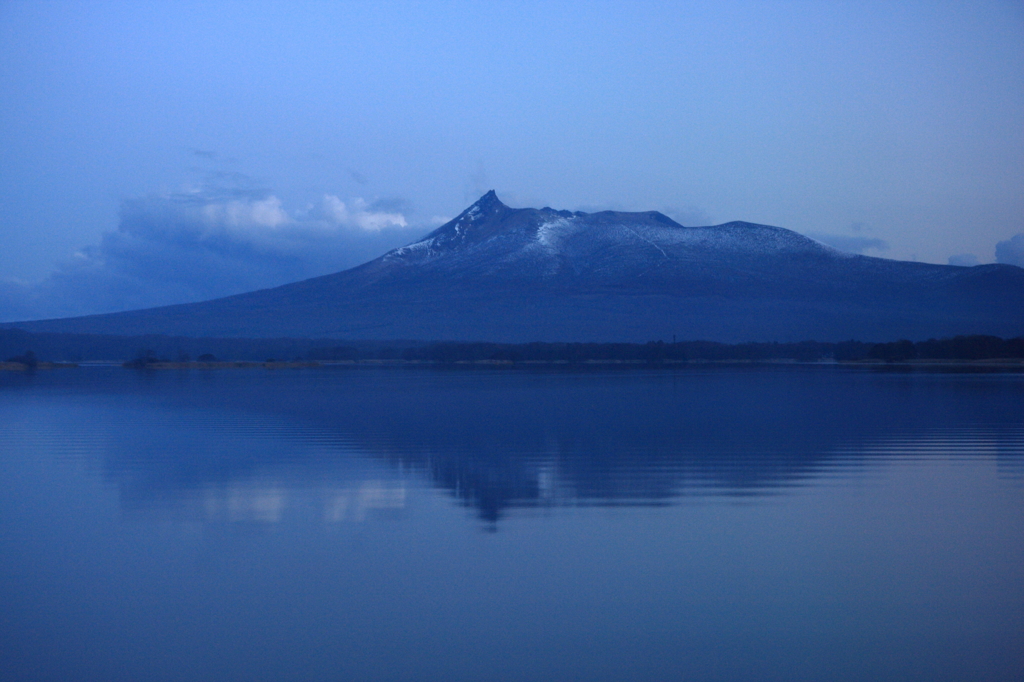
[{"xmin": 8, "ymin": 191, "xmax": 1024, "ymax": 342}]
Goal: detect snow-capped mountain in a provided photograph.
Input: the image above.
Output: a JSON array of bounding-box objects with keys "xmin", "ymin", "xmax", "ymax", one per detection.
[
  {"xmin": 9, "ymin": 191, "xmax": 1024, "ymax": 341},
  {"xmin": 374, "ymin": 190, "xmax": 843, "ymax": 284}
]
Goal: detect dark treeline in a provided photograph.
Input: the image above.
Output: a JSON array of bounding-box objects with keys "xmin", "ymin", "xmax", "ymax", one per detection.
[
  {"xmin": 338, "ymin": 337, "xmax": 1023, "ymax": 363},
  {"xmin": 867, "ymin": 336, "xmax": 1024, "ymax": 362},
  {"xmin": 0, "ymin": 328, "xmax": 348, "ymax": 364},
  {"xmin": 379, "ymin": 340, "xmax": 869, "ymax": 363},
  {"xmin": 4, "ymin": 328, "xmax": 1022, "ymax": 365}
]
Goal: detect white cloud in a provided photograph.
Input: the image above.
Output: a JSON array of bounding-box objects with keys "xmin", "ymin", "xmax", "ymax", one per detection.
[
  {"xmin": 320, "ymin": 195, "xmax": 407, "ymax": 231},
  {"xmin": 238, "ymin": 196, "xmax": 290, "ymax": 227},
  {"xmin": 0, "ymin": 189, "xmax": 428, "ymax": 322}
]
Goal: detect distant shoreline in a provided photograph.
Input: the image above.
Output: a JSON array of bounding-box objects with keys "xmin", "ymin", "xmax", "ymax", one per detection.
[
  {"xmin": 126, "ymin": 360, "xmax": 321, "ymax": 369},
  {"xmin": 3, "ymin": 329, "xmax": 1022, "ymax": 369},
  {"xmin": 4, "ymin": 358, "xmax": 1024, "ymax": 372},
  {"xmin": 0, "ymin": 361, "xmax": 79, "ymax": 371}
]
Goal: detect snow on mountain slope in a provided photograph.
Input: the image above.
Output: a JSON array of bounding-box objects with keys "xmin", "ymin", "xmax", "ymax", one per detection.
[
  {"xmin": 365, "ymin": 190, "xmax": 853, "ymax": 288},
  {"xmin": 389, "ymin": 191, "xmax": 838, "ymax": 265}
]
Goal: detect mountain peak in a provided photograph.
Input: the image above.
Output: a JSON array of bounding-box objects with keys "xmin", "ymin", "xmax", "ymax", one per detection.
[
  {"xmin": 474, "ymin": 189, "xmax": 504, "ymax": 208},
  {"xmin": 393, "ymin": 191, "xmax": 513, "ymax": 255},
  {"xmin": 457, "ymin": 189, "xmax": 509, "ymax": 222},
  {"xmin": 461, "ymin": 190, "xmax": 507, "ymax": 219}
]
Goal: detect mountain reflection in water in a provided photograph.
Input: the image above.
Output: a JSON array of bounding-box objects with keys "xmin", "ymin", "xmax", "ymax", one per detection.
[
  {"xmin": 2, "ymin": 365, "xmax": 1023, "ymax": 682},
  {"xmin": 3, "ymin": 365, "xmax": 1021, "ymax": 524}
]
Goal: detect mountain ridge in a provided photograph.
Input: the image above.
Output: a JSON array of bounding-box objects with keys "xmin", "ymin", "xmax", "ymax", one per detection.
[{"xmin": 6, "ymin": 192, "xmax": 1023, "ymax": 342}]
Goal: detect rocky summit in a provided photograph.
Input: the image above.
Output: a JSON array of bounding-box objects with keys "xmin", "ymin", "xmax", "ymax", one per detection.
[{"xmin": 9, "ymin": 191, "xmax": 1024, "ymax": 342}]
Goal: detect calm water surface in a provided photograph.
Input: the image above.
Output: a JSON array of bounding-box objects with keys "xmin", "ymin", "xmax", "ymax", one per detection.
[{"xmin": 1, "ymin": 366, "xmax": 1022, "ymax": 681}]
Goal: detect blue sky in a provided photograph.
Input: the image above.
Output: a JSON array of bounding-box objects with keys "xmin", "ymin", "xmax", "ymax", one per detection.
[{"xmin": 1, "ymin": 1, "xmax": 1022, "ymax": 320}]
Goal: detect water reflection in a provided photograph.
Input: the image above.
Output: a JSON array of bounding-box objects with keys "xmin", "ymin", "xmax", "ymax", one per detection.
[
  {"xmin": 206, "ymin": 481, "xmax": 287, "ymax": 523},
  {"xmin": 183, "ymin": 480, "xmax": 409, "ymax": 524},
  {"xmin": 2, "ymin": 367, "xmax": 1023, "ymax": 682},
  {"xmin": 2, "ymin": 366, "xmax": 1022, "ymax": 524},
  {"xmin": 323, "ymin": 481, "xmax": 407, "ymax": 522}
]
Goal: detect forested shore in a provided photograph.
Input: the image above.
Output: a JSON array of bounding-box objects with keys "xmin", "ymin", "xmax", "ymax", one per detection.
[{"xmin": 2, "ymin": 328, "xmax": 1023, "ymax": 368}]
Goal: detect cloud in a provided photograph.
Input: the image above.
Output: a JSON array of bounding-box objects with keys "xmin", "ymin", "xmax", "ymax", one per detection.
[
  {"xmin": 995, "ymin": 233, "xmax": 1024, "ymax": 268},
  {"xmin": 947, "ymin": 253, "xmax": 979, "ymax": 267},
  {"xmin": 202, "ymin": 195, "xmax": 291, "ymax": 229},
  {"xmin": 317, "ymin": 196, "xmax": 407, "ymax": 231},
  {"xmin": 806, "ymin": 233, "xmax": 889, "ymax": 255},
  {"xmin": 0, "ymin": 188, "xmax": 429, "ymax": 322}
]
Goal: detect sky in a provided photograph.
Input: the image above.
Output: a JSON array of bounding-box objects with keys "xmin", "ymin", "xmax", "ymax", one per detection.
[{"xmin": 1, "ymin": 0, "xmax": 1023, "ymax": 321}]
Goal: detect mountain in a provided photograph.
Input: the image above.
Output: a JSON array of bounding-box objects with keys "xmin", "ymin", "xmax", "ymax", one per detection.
[{"xmin": 8, "ymin": 191, "xmax": 1024, "ymax": 342}]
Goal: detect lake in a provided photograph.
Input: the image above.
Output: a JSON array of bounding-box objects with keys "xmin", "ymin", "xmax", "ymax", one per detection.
[{"xmin": 1, "ymin": 365, "xmax": 1022, "ymax": 681}]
